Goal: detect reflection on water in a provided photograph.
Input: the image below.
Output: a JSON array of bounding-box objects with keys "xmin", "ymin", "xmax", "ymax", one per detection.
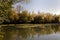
[{"xmin": 0, "ymin": 24, "xmax": 60, "ymax": 40}]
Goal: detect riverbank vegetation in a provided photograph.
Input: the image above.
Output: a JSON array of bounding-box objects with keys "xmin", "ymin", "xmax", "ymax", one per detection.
[
  {"xmin": 0, "ymin": 0, "xmax": 60, "ymax": 24},
  {"xmin": 0, "ymin": 9, "xmax": 60, "ymax": 24}
]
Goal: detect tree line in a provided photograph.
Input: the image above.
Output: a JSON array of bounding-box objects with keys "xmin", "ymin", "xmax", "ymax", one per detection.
[
  {"xmin": 0, "ymin": 0, "xmax": 60, "ymax": 24},
  {"xmin": 0, "ymin": 9, "xmax": 60, "ymax": 24}
]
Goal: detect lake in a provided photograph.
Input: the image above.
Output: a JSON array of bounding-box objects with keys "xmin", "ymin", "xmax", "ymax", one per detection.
[{"xmin": 0, "ymin": 24, "xmax": 60, "ymax": 40}]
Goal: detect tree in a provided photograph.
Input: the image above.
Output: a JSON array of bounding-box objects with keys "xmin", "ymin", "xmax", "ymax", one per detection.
[
  {"xmin": 30, "ymin": 11, "xmax": 36, "ymax": 23},
  {"xmin": 38, "ymin": 12, "xmax": 45, "ymax": 23},
  {"xmin": 0, "ymin": 0, "xmax": 31, "ymax": 24},
  {"xmin": 9, "ymin": 9, "xmax": 19, "ymax": 23},
  {"xmin": 55, "ymin": 15, "xmax": 60, "ymax": 23},
  {"xmin": 34, "ymin": 16, "xmax": 41, "ymax": 23},
  {"xmin": 0, "ymin": 0, "xmax": 13, "ymax": 24},
  {"xmin": 44, "ymin": 13, "xmax": 54, "ymax": 23},
  {"xmin": 33, "ymin": 12, "xmax": 45, "ymax": 23},
  {"xmin": 19, "ymin": 10, "xmax": 29, "ymax": 23}
]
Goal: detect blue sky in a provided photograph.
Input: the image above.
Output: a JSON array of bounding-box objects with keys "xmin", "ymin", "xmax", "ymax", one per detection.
[{"xmin": 14, "ymin": 0, "xmax": 60, "ymax": 15}]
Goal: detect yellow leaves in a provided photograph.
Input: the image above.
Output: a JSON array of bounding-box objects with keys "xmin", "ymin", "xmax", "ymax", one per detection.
[{"xmin": 10, "ymin": 9, "xmax": 19, "ymax": 20}]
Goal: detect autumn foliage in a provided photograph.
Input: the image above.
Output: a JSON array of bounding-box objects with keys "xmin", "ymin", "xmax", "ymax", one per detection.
[{"xmin": 0, "ymin": 0, "xmax": 60, "ymax": 24}]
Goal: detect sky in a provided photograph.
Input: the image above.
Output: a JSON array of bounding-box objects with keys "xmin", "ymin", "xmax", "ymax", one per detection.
[{"xmin": 14, "ymin": 0, "xmax": 60, "ymax": 15}]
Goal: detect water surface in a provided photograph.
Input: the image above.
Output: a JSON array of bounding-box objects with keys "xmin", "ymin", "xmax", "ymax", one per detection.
[{"xmin": 0, "ymin": 24, "xmax": 60, "ymax": 40}]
